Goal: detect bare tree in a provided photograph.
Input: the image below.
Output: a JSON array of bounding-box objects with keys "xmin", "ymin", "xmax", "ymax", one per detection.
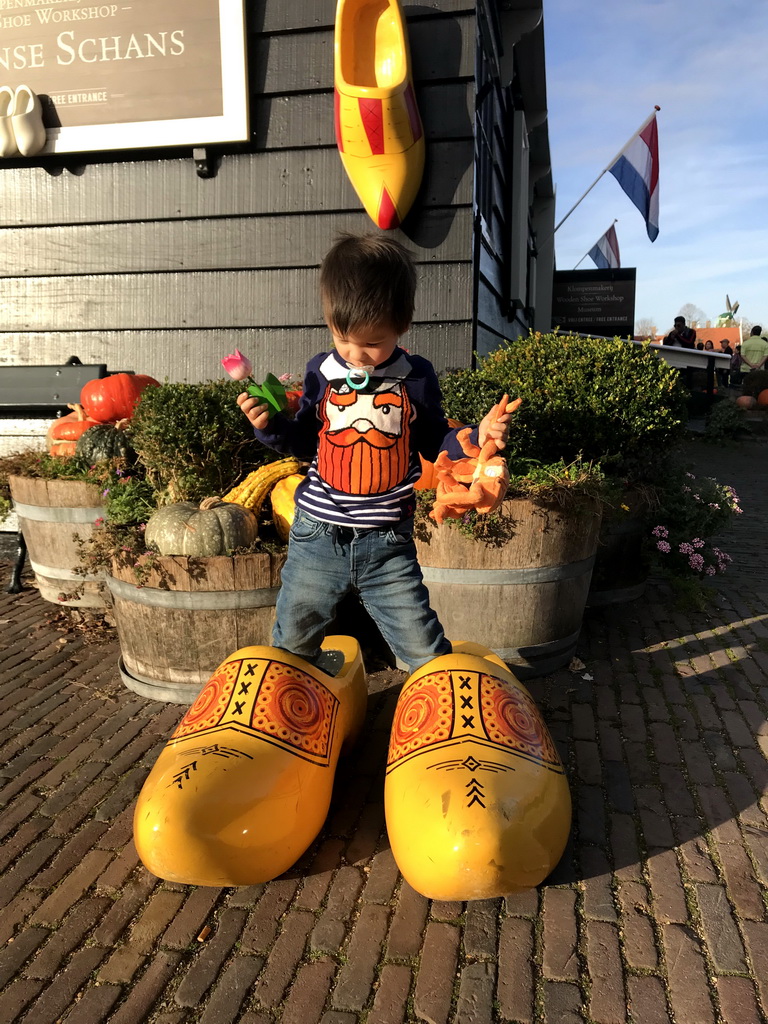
[
  {"xmin": 635, "ymin": 317, "xmax": 657, "ymax": 340},
  {"xmin": 677, "ymin": 303, "xmax": 707, "ymax": 328}
]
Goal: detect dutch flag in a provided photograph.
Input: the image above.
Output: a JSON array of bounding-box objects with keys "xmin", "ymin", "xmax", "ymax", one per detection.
[
  {"xmin": 608, "ymin": 111, "xmax": 659, "ymax": 241},
  {"xmin": 588, "ymin": 223, "xmax": 621, "ymax": 270}
]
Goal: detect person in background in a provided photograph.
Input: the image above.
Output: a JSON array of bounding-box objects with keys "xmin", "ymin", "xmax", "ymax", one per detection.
[
  {"xmin": 663, "ymin": 316, "xmax": 697, "ymax": 348},
  {"xmin": 696, "ymin": 341, "xmax": 705, "ymax": 350},
  {"xmin": 703, "ymin": 340, "xmax": 714, "ymax": 351},
  {"xmin": 730, "ymin": 344, "xmax": 743, "ymax": 387},
  {"xmin": 739, "ymin": 325, "xmax": 768, "ymax": 382}
]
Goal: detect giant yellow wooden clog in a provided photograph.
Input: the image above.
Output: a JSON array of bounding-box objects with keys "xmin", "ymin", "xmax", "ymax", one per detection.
[
  {"xmin": 134, "ymin": 637, "xmax": 367, "ymax": 886},
  {"xmin": 334, "ymin": 0, "xmax": 425, "ymax": 228},
  {"xmin": 385, "ymin": 643, "xmax": 571, "ymax": 900}
]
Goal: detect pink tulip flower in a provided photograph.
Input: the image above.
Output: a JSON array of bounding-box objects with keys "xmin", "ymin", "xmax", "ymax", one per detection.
[{"xmin": 221, "ymin": 349, "xmax": 254, "ymax": 381}]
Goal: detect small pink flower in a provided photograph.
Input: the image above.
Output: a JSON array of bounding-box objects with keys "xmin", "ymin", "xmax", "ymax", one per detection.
[
  {"xmin": 691, "ymin": 538, "xmax": 704, "ymax": 549},
  {"xmin": 221, "ymin": 349, "xmax": 254, "ymax": 382},
  {"xmin": 652, "ymin": 526, "xmax": 669, "ymax": 538},
  {"xmin": 657, "ymin": 540, "xmax": 671, "ymax": 553},
  {"xmin": 679, "ymin": 542, "xmax": 693, "ymax": 555},
  {"xmin": 689, "ymin": 553, "xmax": 705, "ymax": 571},
  {"xmin": 705, "ymin": 566, "xmax": 716, "ymax": 576},
  {"xmin": 278, "ymin": 373, "xmax": 293, "ymax": 383}
]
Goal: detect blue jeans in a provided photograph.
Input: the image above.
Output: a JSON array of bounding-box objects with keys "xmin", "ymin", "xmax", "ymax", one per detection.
[{"xmin": 273, "ymin": 509, "xmax": 451, "ymax": 672}]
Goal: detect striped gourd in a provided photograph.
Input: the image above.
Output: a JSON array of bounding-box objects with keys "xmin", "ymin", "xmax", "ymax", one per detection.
[{"xmin": 223, "ymin": 458, "xmax": 301, "ymax": 513}]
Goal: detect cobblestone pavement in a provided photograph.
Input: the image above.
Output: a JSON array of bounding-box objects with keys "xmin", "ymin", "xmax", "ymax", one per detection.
[{"xmin": 1, "ymin": 438, "xmax": 767, "ymax": 1024}]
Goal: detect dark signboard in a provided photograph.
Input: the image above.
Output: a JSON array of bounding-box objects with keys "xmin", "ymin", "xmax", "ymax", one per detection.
[
  {"xmin": 0, "ymin": 0, "xmax": 248, "ymax": 153},
  {"xmin": 551, "ymin": 268, "xmax": 636, "ymax": 338}
]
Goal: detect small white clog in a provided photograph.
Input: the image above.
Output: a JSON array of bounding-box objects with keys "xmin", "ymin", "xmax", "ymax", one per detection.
[
  {"xmin": 0, "ymin": 86, "xmax": 18, "ymax": 158},
  {"xmin": 12, "ymin": 85, "xmax": 47, "ymax": 157}
]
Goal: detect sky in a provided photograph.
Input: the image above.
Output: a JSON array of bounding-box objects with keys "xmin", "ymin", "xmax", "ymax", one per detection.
[{"xmin": 543, "ymin": 0, "xmax": 768, "ymax": 335}]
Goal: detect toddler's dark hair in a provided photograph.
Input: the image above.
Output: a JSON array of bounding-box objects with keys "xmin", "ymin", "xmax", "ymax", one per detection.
[{"xmin": 320, "ymin": 232, "xmax": 416, "ymax": 335}]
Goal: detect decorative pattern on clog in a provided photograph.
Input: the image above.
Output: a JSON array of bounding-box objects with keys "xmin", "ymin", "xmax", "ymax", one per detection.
[
  {"xmin": 387, "ymin": 669, "xmax": 563, "ymax": 774},
  {"xmin": 171, "ymin": 657, "xmax": 340, "ymax": 766}
]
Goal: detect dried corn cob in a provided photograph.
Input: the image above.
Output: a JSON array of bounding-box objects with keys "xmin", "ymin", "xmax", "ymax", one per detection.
[{"xmin": 223, "ymin": 458, "xmax": 301, "ymax": 513}]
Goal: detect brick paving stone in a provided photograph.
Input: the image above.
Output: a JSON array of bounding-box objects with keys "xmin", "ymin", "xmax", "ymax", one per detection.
[
  {"xmin": 310, "ymin": 916, "xmax": 348, "ymax": 955},
  {"xmin": 386, "ymin": 881, "xmax": 429, "ymax": 959},
  {"xmin": 59, "ymin": 984, "xmax": 123, "ymax": 1024},
  {"xmin": 657, "ymin": 765, "xmax": 696, "ymax": 818},
  {"xmin": 346, "ymin": 802, "xmax": 385, "ymax": 865},
  {"xmin": 253, "ymin": 909, "xmax": 315, "ymax": 1008},
  {"xmin": 577, "ymin": 784, "xmax": 607, "ymax": 847},
  {"xmin": 704, "ymin": 731, "xmax": 740, "ymax": 772},
  {"xmin": 25, "ymin": 896, "xmax": 112, "ymax": 978},
  {"xmin": 661, "ymin": 923, "xmax": 716, "ymax": 1024},
  {"xmin": 742, "ymin": 921, "xmax": 768, "ymax": 1009},
  {"xmin": 598, "ymin": 722, "xmax": 623, "ymax": 761},
  {"xmin": 162, "ymin": 886, "xmax": 222, "ymax": 948},
  {"xmin": 0, "ymin": 816, "xmax": 50, "ymax": 874},
  {"xmin": 34, "ymin": 820, "xmax": 110, "ymax": 889},
  {"xmin": 604, "ymin": 761, "xmax": 634, "ymax": 815},
  {"xmin": 638, "ymin": 791, "xmax": 677, "ymax": 850},
  {"xmin": 694, "ymin": 882, "xmax": 747, "ymax": 971},
  {"xmin": 332, "ymin": 904, "xmax": 390, "ymax": 1012},
  {"xmin": 611, "ymin": 813, "xmax": 643, "ymax": 882},
  {"xmin": 647, "ymin": 848, "xmax": 688, "ymax": 924},
  {"xmin": 38, "ymin": 761, "xmax": 106, "ymax": 817},
  {"xmin": 295, "ymin": 839, "xmax": 345, "ymax": 911},
  {"xmin": 320, "ymin": 1014, "xmax": 357, "ymax": 1024},
  {"xmin": 367, "ymin": 964, "xmax": 412, "ymax": 1024},
  {"xmin": 97, "ymin": 944, "xmax": 146, "ymax": 986},
  {"xmin": 542, "ymin": 888, "xmax": 579, "ymax": 981},
  {"xmin": 109, "ymin": 950, "xmax": 185, "ymax": 1024},
  {"xmin": 326, "ymin": 866, "xmax": 365, "ymax": 919},
  {"xmin": 412, "ymin": 922, "xmax": 461, "ymax": 1024},
  {"xmin": 0, "ymin": 889, "xmax": 43, "ymax": 946},
  {"xmin": 49, "ymin": 776, "xmax": 115, "ymax": 835},
  {"xmin": 21, "ymin": 945, "xmax": 107, "ymax": 1024},
  {"xmin": 626, "ymin": 976, "xmax": 671, "ymax": 1024},
  {"xmin": 542, "ymin": 981, "xmax": 584, "ymax": 1024},
  {"xmin": 586, "ymin": 921, "xmax": 626, "ymax": 1024},
  {"xmin": 0, "ymin": 977, "xmax": 46, "ymax": 1024},
  {"xmin": 722, "ymin": 708, "xmax": 756, "ymax": 748},
  {"xmin": 362, "ymin": 846, "xmax": 400, "ymax": 904},
  {"xmin": 616, "ymin": 880, "xmax": 658, "ymax": 970},
  {"xmin": 93, "ymin": 766, "xmax": 148, "ymax": 821},
  {"xmin": 241, "ymin": 877, "xmax": 300, "ymax": 953},
  {"xmin": 454, "ymin": 962, "xmax": 495, "ymax": 1024},
  {"xmin": 744, "ymin": 828, "xmax": 768, "ymax": 887},
  {"xmin": 91, "ymin": 873, "xmax": 159, "ymax": 945},
  {"xmin": 716, "ymin": 977, "xmax": 764, "ymax": 1024},
  {"xmin": 95, "ymin": 804, "xmax": 136, "ymax": 852},
  {"xmin": 0, "ymin": 925, "xmax": 49, "ymax": 988},
  {"xmin": 723, "ymin": 770, "xmax": 767, "ymax": 829},
  {"xmin": 581, "ymin": 848, "xmax": 617, "ymax": 923},
  {"xmin": 715, "ymin": 838, "xmax": 765, "ymax": 921},
  {"xmin": 430, "ymin": 899, "xmax": 464, "ymax": 920},
  {"xmin": 575, "ymin": 740, "xmax": 602, "ymax": 785},
  {"xmin": 96, "ymin": 841, "xmax": 141, "ymax": 891},
  {"xmin": 503, "ymin": 888, "xmax": 538, "ymax": 917},
  {"xmin": 130, "ymin": 888, "xmax": 187, "ymax": 950},
  {"xmin": 173, "ymin": 908, "xmax": 247, "ymax": 1007},
  {"xmin": 698, "ymin": 786, "xmax": 743, "ymax": 843},
  {"xmin": 497, "ymin": 917, "xmax": 534, "ymax": 1024},
  {"xmin": 281, "ymin": 960, "xmax": 337, "ymax": 1024},
  {"xmin": 463, "ymin": 898, "xmax": 498, "ymax": 957},
  {"xmin": 0, "ymin": 835, "xmax": 63, "ymax": 912}
]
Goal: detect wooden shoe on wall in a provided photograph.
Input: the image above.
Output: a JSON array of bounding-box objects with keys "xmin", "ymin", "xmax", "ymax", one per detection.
[
  {"xmin": 384, "ymin": 642, "xmax": 572, "ymax": 900},
  {"xmin": 0, "ymin": 86, "xmax": 18, "ymax": 157},
  {"xmin": 334, "ymin": 0, "xmax": 425, "ymax": 229},
  {"xmin": 11, "ymin": 85, "xmax": 47, "ymax": 157},
  {"xmin": 133, "ymin": 637, "xmax": 368, "ymax": 886}
]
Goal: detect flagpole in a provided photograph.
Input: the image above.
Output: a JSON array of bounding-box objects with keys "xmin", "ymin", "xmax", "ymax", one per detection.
[
  {"xmin": 553, "ymin": 106, "xmax": 660, "ymax": 235},
  {"xmin": 573, "ymin": 219, "xmax": 618, "ymax": 269}
]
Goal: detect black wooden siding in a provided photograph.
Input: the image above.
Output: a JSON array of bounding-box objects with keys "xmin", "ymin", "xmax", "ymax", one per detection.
[{"xmin": 0, "ymin": 0, "xmax": 477, "ymax": 384}]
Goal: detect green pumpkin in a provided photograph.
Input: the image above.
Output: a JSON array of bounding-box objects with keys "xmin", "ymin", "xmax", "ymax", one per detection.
[
  {"xmin": 76, "ymin": 423, "xmax": 135, "ymax": 464},
  {"xmin": 145, "ymin": 497, "xmax": 259, "ymax": 556}
]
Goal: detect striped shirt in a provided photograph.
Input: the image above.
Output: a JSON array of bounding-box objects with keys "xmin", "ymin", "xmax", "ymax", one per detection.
[{"xmin": 253, "ymin": 347, "xmax": 476, "ymax": 528}]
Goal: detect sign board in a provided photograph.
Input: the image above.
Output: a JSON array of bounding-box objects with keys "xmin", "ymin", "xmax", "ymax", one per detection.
[
  {"xmin": 551, "ymin": 269, "xmax": 636, "ymax": 338},
  {"xmin": 0, "ymin": 0, "xmax": 248, "ymax": 154}
]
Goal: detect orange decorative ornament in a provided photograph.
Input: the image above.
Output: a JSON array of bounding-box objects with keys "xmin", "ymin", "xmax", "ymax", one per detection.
[
  {"xmin": 736, "ymin": 395, "xmax": 756, "ymax": 410},
  {"xmin": 757, "ymin": 389, "xmax": 768, "ymax": 408},
  {"xmin": 46, "ymin": 403, "xmax": 101, "ymax": 457},
  {"xmin": 80, "ymin": 372, "xmax": 159, "ymax": 423}
]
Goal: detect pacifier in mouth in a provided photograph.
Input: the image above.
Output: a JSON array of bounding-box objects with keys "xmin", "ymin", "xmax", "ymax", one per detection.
[{"xmin": 345, "ymin": 365, "xmax": 375, "ymax": 390}]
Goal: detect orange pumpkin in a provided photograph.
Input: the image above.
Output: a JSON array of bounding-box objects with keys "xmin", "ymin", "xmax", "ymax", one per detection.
[
  {"xmin": 736, "ymin": 395, "xmax": 756, "ymax": 410},
  {"xmin": 80, "ymin": 373, "xmax": 159, "ymax": 423},
  {"xmin": 47, "ymin": 403, "xmax": 101, "ymax": 457},
  {"xmin": 757, "ymin": 389, "xmax": 768, "ymax": 408}
]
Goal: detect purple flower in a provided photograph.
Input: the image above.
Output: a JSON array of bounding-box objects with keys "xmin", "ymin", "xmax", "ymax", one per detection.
[
  {"xmin": 705, "ymin": 566, "xmax": 716, "ymax": 576},
  {"xmin": 657, "ymin": 540, "xmax": 671, "ymax": 553},
  {"xmin": 652, "ymin": 525, "xmax": 669, "ymax": 538},
  {"xmin": 689, "ymin": 553, "xmax": 705, "ymax": 571},
  {"xmin": 691, "ymin": 538, "xmax": 705, "ymax": 549},
  {"xmin": 679, "ymin": 542, "xmax": 694, "ymax": 555}
]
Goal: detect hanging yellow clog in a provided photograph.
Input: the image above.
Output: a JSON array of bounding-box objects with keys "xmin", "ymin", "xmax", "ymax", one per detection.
[
  {"xmin": 384, "ymin": 642, "xmax": 571, "ymax": 900},
  {"xmin": 334, "ymin": 0, "xmax": 425, "ymax": 228},
  {"xmin": 134, "ymin": 637, "xmax": 367, "ymax": 886}
]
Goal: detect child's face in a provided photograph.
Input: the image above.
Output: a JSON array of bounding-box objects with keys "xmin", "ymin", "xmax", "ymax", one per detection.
[{"xmin": 330, "ymin": 322, "xmax": 402, "ymax": 368}]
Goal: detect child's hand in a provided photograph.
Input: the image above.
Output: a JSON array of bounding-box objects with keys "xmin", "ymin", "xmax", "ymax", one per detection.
[
  {"xmin": 478, "ymin": 393, "xmax": 521, "ymax": 451},
  {"xmin": 237, "ymin": 391, "xmax": 271, "ymax": 431}
]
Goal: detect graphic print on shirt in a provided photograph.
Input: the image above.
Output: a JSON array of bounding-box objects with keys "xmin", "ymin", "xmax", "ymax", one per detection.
[{"xmin": 317, "ymin": 379, "xmax": 413, "ymax": 494}]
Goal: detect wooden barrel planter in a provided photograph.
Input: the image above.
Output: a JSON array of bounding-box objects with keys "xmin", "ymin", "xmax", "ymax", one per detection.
[
  {"xmin": 108, "ymin": 551, "xmax": 286, "ymax": 704},
  {"xmin": 9, "ymin": 475, "xmax": 107, "ymax": 608},
  {"xmin": 415, "ymin": 497, "xmax": 602, "ymax": 678},
  {"xmin": 587, "ymin": 515, "xmax": 648, "ymax": 607}
]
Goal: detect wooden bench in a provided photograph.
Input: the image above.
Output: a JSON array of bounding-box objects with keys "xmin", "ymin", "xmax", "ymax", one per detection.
[{"xmin": 2, "ymin": 357, "xmax": 108, "ymax": 593}]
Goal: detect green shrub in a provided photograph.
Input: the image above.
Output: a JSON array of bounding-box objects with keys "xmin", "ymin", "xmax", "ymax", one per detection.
[
  {"xmin": 129, "ymin": 379, "xmax": 273, "ymax": 504},
  {"xmin": 439, "ymin": 332, "xmax": 688, "ymax": 483},
  {"xmin": 704, "ymin": 398, "xmax": 750, "ymax": 442}
]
